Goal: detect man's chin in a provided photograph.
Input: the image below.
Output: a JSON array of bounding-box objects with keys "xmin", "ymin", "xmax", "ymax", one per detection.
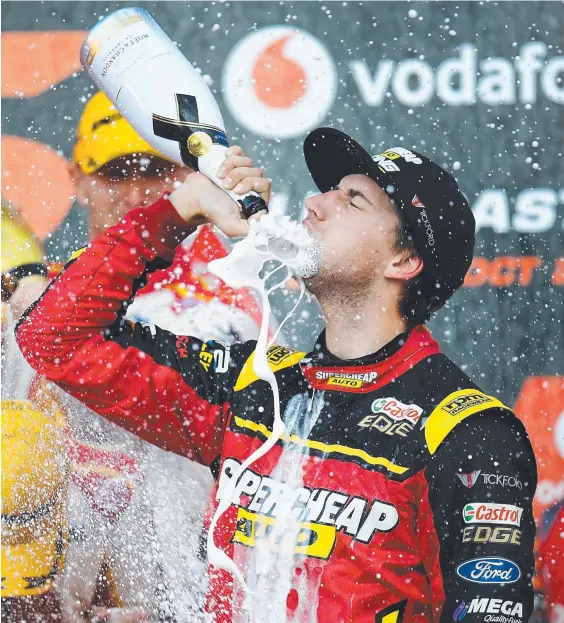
[{"xmin": 293, "ymin": 240, "xmax": 324, "ymax": 280}]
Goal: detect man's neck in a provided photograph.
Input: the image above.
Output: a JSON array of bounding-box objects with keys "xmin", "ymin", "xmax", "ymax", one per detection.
[{"xmin": 320, "ymin": 291, "xmax": 407, "ymax": 361}]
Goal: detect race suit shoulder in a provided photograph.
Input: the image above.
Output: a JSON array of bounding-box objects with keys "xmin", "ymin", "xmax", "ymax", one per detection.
[{"xmin": 16, "ymin": 196, "xmax": 537, "ymax": 623}]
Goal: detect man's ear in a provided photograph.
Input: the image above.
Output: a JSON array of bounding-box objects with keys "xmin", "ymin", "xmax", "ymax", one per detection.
[
  {"xmin": 383, "ymin": 252, "xmax": 424, "ymax": 282},
  {"xmin": 68, "ymin": 163, "xmax": 89, "ymax": 208}
]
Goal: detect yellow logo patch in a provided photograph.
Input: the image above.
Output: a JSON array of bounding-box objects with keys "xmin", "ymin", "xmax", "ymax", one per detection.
[
  {"xmin": 232, "ymin": 508, "xmax": 336, "ymax": 560},
  {"xmin": 327, "ymin": 377, "xmax": 362, "ymax": 388}
]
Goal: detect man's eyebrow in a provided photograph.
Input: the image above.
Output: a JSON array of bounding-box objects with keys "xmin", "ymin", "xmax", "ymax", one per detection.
[{"xmin": 341, "ymin": 186, "xmax": 375, "ymax": 207}]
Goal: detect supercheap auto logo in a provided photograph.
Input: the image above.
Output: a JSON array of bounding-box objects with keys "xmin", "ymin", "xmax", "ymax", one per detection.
[
  {"xmin": 217, "ymin": 458, "xmax": 399, "ymax": 559},
  {"xmin": 309, "ymin": 369, "xmax": 380, "ymax": 392},
  {"xmin": 222, "ymin": 26, "xmax": 337, "ymax": 139}
]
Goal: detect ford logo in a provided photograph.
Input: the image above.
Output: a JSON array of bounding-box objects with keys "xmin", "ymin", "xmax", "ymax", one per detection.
[{"xmin": 456, "ymin": 557, "xmax": 521, "ymax": 584}]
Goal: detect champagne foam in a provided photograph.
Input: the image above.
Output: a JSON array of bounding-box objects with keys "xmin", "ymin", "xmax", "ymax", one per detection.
[{"xmin": 206, "ymin": 215, "xmax": 313, "ymax": 597}]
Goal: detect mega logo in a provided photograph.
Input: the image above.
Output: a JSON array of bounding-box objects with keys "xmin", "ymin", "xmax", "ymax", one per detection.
[
  {"xmin": 222, "ymin": 26, "xmax": 337, "ymax": 139},
  {"xmin": 456, "ymin": 557, "xmax": 521, "ymax": 584},
  {"xmin": 462, "ymin": 526, "xmax": 522, "ymax": 546},
  {"xmin": 358, "ymin": 398, "xmax": 423, "ymax": 437},
  {"xmin": 454, "ymin": 599, "xmax": 524, "ymax": 623},
  {"xmin": 217, "ymin": 459, "xmax": 399, "ymax": 559},
  {"xmin": 463, "ymin": 503, "xmax": 523, "ymax": 526}
]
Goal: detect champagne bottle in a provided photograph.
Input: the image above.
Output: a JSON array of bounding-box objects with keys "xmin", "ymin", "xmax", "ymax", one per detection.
[{"xmin": 80, "ymin": 7, "xmax": 266, "ymax": 219}]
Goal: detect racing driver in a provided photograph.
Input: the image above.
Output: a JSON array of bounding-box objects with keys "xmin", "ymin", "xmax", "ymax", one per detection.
[{"xmin": 16, "ymin": 129, "xmax": 537, "ymax": 623}]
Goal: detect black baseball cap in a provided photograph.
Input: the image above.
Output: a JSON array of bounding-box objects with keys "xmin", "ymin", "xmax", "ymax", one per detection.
[{"xmin": 303, "ymin": 128, "xmax": 475, "ymax": 311}]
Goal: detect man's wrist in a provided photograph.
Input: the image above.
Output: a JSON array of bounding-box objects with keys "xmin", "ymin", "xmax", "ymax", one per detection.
[
  {"xmin": 168, "ymin": 174, "xmax": 207, "ymax": 226},
  {"xmin": 132, "ymin": 196, "xmax": 199, "ymax": 260}
]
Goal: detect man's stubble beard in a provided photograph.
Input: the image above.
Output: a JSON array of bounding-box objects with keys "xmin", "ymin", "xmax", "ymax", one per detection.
[{"xmin": 300, "ymin": 240, "xmax": 382, "ymax": 316}]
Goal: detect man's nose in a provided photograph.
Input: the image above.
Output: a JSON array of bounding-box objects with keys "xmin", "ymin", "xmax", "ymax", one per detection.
[
  {"xmin": 123, "ymin": 184, "xmax": 145, "ymax": 208},
  {"xmin": 305, "ymin": 194, "xmax": 325, "ymax": 221}
]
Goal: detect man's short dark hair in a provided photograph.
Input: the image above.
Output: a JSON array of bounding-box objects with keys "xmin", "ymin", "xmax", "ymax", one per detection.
[{"xmin": 391, "ymin": 203, "xmax": 436, "ymax": 328}]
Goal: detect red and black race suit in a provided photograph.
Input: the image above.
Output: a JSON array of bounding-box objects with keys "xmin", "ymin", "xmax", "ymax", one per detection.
[{"xmin": 16, "ymin": 197, "xmax": 537, "ymax": 623}]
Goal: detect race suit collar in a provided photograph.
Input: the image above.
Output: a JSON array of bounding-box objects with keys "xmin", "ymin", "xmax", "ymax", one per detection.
[
  {"xmin": 302, "ymin": 325, "xmax": 441, "ymax": 393},
  {"xmin": 312, "ymin": 330, "xmax": 409, "ymax": 366}
]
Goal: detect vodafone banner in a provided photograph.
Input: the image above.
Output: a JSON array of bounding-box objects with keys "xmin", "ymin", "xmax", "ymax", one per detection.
[{"xmin": 1, "ymin": 2, "xmax": 562, "ymax": 519}]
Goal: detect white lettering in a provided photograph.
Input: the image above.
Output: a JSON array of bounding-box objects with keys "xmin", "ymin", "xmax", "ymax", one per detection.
[
  {"xmin": 542, "ymin": 56, "xmax": 564, "ymax": 104},
  {"xmin": 436, "ymin": 44, "xmax": 477, "ymax": 106},
  {"xmin": 473, "ymin": 190, "xmax": 511, "ymax": 233},
  {"xmin": 319, "ymin": 492, "xmax": 349, "ymax": 524},
  {"xmin": 356, "ymin": 500, "xmax": 399, "ymax": 542},
  {"xmin": 349, "ymin": 59, "xmax": 394, "ymax": 106},
  {"xmin": 514, "ymin": 189, "xmax": 558, "ymax": 233},
  {"xmin": 352, "ymin": 42, "xmax": 562, "ymax": 107},
  {"xmin": 393, "ymin": 60, "xmax": 435, "ymax": 106},
  {"xmin": 516, "ymin": 42, "xmax": 547, "ymax": 103},
  {"xmin": 334, "ymin": 497, "xmax": 367, "ymax": 536},
  {"xmin": 478, "ymin": 58, "xmax": 516, "ymax": 105},
  {"xmin": 468, "ymin": 598, "xmax": 523, "ymax": 619}
]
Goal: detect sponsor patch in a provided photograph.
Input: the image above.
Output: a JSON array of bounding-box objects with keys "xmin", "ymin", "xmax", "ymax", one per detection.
[
  {"xmin": 456, "ymin": 470, "xmax": 523, "ymax": 490},
  {"xmin": 453, "ymin": 601, "xmax": 468, "ymax": 622},
  {"xmin": 370, "ymin": 398, "xmax": 423, "ymax": 423},
  {"xmin": 199, "ymin": 342, "xmax": 230, "ymax": 373},
  {"xmin": 456, "ymin": 470, "xmax": 481, "ymax": 488},
  {"xmin": 358, "ymin": 398, "xmax": 423, "ymax": 437},
  {"xmin": 463, "ymin": 503, "xmax": 523, "ymax": 526},
  {"xmin": 412, "ymin": 194, "xmax": 425, "ymax": 209},
  {"xmin": 328, "ymin": 377, "xmax": 362, "ymax": 388},
  {"xmin": 266, "ymin": 345, "xmax": 295, "ymax": 366},
  {"xmin": 462, "ymin": 525, "xmax": 522, "ymax": 546},
  {"xmin": 218, "ymin": 458, "xmax": 399, "ymax": 559},
  {"xmin": 456, "ymin": 557, "xmax": 521, "ymax": 584},
  {"xmin": 456, "ymin": 598, "xmax": 523, "ymax": 623},
  {"xmin": 442, "ymin": 392, "xmax": 493, "ymax": 417},
  {"xmin": 308, "ymin": 369, "xmax": 380, "ymax": 392},
  {"xmin": 176, "ymin": 336, "xmax": 190, "ymax": 359}
]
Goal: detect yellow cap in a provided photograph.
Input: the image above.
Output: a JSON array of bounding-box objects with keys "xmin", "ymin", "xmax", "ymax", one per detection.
[
  {"xmin": 1, "ymin": 400, "xmax": 68, "ymax": 597},
  {"xmin": 1, "ymin": 204, "xmax": 44, "ymax": 273},
  {"xmin": 73, "ymin": 91, "xmax": 163, "ymax": 174}
]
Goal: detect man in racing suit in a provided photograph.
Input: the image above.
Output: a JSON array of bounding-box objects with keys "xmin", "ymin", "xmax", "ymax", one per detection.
[{"xmin": 17, "ymin": 130, "xmax": 537, "ymax": 623}]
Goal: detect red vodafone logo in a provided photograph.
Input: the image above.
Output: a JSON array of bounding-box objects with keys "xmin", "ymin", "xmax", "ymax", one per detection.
[{"xmin": 222, "ymin": 27, "xmax": 337, "ymax": 139}]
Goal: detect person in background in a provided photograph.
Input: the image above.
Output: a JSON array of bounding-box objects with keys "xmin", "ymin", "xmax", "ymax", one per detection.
[
  {"xmin": 1, "ymin": 203, "xmax": 67, "ymax": 623},
  {"xmin": 1, "ymin": 204, "xmax": 150, "ymax": 623},
  {"xmin": 58, "ymin": 91, "xmax": 262, "ymax": 622},
  {"xmin": 534, "ymin": 500, "xmax": 564, "ymax": 623}
]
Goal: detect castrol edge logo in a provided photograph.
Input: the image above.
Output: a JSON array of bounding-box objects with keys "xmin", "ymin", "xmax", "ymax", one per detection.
[
  {"xmin": 222, "ymin": 26, "xmax": 337, "ymax": 139},
  {"xmin": 463, "ymin": 503, "xmax": 523, "ymax": 527}
]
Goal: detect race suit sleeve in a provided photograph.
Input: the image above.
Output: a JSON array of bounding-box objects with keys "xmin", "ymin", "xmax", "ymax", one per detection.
[
  {"xmin": 15, "ymin": 196, "xmax": 255, "ymax": 466},
  {"xmin": 424, "ymin": 411, "xmax": 537, "ymax": 623}
]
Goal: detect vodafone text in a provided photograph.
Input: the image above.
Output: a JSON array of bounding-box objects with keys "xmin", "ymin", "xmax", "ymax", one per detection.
[
  {"xmin": 351, "ymin": 42, "xmax": 563, "ymax": 107},
  {"xmin": 217, "ymin": 459, "xmax": 399, "ymax": 558}
]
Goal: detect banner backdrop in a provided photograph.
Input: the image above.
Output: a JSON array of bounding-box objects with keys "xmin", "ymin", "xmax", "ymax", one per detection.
[{"xmin": 2, "ymin": 1, "xmax": 563, "ymax": 519}]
